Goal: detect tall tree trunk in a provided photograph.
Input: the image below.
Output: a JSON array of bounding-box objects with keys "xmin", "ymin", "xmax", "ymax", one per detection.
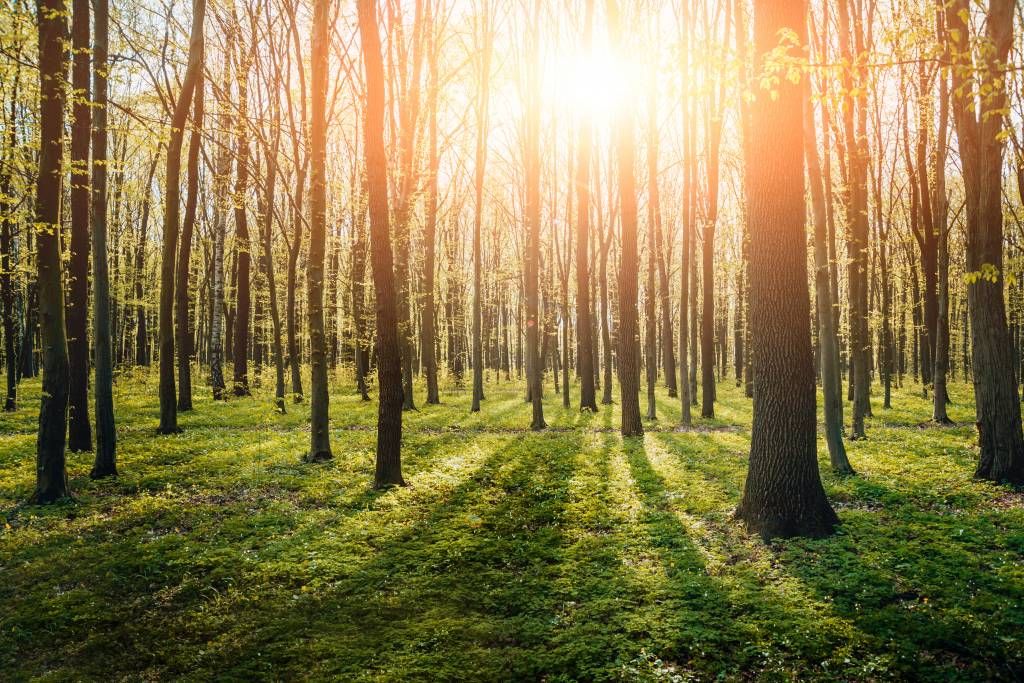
[
  {"xmin": 932, "ymin": 31, "xmax": 952, "ymax": 424},
  {"xmin": 838, "ymin": 0, "xmax": 870, "ymax": 439},
  {"xmin": 421, "ymin": 18, "xmax": 440, "ymax": 405},
  {"xmin": 209, "ymin": 49, "xmax": 231, "ymax": 401},
  {"xmin": 805, "ymin": 83, "xmax": 853, "ymax": 474},
  {"xmin": 357, "ymin": 0, "xmax": 405, "ymax": 486},
  {"xmin": 176, "ymin": 67, "xmax": 203, "ymax": 412},
  {"xmin": 470, "ymin": 4, "xmax": 491, "ymax": 413},
  {"xmin": 947, "ymin": 0, "xmax": 1023, "ymax": 484},
  {"xmin": 736, "ymin": 0, "xmax": 837, "ymax": 538},
  {"xmin": 575, "ymin": 3, "xmax": 597, "ymax": 412},
  {"xmin": 157, "ymin": 0, "xmax": 204, "ymax": 434},
  {"xmin": 607, "ymin": 0, "xmax": 641, "ymax": 437},
  {"xmin": 1, "ymin": 82, "xmax": 18, "ymax": 412},
  {"xmin": 135, "ymin": 157, "xmax": 157, "ymax": 367},
  {"xmin": 67, "ymin": 0, "xmax": 92, "ymax": 451},
  {"xmin": 644, "ymin": 84, "xmax": 659, "ymax": 421},
  {"xmin": 305, "ymin": 0, "xmax": 334, "ymax": 462},
  {"xmin": 90, "ymin": 0, "xmax": 116, "ymax": 477},
  {"xmin": 231, "ymin": 44, "xmax": 252, "ymax": 398},
  {"xmin": 524, "ymin": 4, "xmax": 546, "ymax": 431},
  {"xmin": 33, "ymin": 0, "xmax": 72, "ymax": 502}
]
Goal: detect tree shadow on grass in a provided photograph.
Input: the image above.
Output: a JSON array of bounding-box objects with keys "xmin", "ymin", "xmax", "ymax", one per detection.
[
  {"xmin": 0, "ymin": 429, "xmax": 494, "ymax": 680},
  {"xmin": 170, "ymin": 432, "xmax": 583, "ymax": 681}
]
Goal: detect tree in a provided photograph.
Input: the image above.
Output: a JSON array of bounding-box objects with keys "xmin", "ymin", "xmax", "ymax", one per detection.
[
  {"xmin": 90, "ymin": 0, "xmax": 116, "ymax": 478},
  {"xmin": 33, "ymin": 0, "xmax": 72, "ymax": 503},
  {"xmin": 946, "ymin": 0, "xmax": 1024, "ymax": 484},
  {"xmin": 574, "ymin": 0, "xmax": 597, "ymax": 413},
  {"xmin": 157, "ymin": 0, "xmax": 204, "ymax": 434},
  {"xmin": 175, "ymin": 65, "xmax": 203, "ymax": 412},
  {"xmin": 67, "ymin": 0, "xmax": 92, "ymax": 452},
  {"xmin": 357, "ymin": 0, "xmax": 405, "ymax": 487},
  {"xmin": 305, "ymin": 0, "xmax": 334, "ymax": 463},
  {"xmin": 470, "ymin": 0, "xmax": 492, "ymax": 413},
  {"xmin": 524, "ymin": 0, "xmax": 546, "ymax": 431},
  {"xmin": 231, "ymin": 29, "xmax": 253, "ymax": 398},
  {"xmin": 607, "ymin": 0, "xmax": 641, "ymax": 437},
  {"xmin": 735, "ymin": 0, "xmax": 837, "ymax": 538},
  {"xmin": 805, "ymin": 79, "xmax": 854, "ymax": 475}
]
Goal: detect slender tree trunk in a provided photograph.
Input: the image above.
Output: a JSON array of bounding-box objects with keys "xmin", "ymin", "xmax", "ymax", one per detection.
[
  {"xmin": 470, "ymin": 6, "xmax": 491, "ymax": 412},
  {"xmin": 736, "ymin": 0, "xmax": 838, "ymax": 538},
  {"xmin": 422, "ymin": 23, "xmax": 440, "ymax": 405},
  {"xmin": 644, "ymin": 85, "xmax": 659, "ymax": 420},
  {"xmin": 176, "ymin": 67, "xmax": 203, "ymax": 412},
  {"xmin": 607, "ymin": 0, "xmax": 641, "ymax": 437},
  {"xmin": 90, "ymin": 0, "xmax": 116, "ymax": 477},
  {"xmin": 357, "ymin": 0, "xmax": 405, "ymax": 485},
  {"xmin": 805, "ymin": 86, "xmax": 853, "ymax": 474},
  {"xmin": 33, "ymin": 0, "xmax": 72, "ymax": 502},
  {"xmin": 231, "ymin": 46, "xmax": 252, "ymax": 398},
  {"xmin": 524, "ymin": 5, "xmax": 546, "ymax": 431},
  {"xmin": 67, "ymin": 0, "xmax": 92, "ymax": 451},
  {"xmin": 305, "ymin": 0, "xmax": 334, "ymax": 462},
  {"xmin": 158, "ymin": 0, "xmax": 204, "ymax": 434},
  {"xmin": 1, "ymin": 84, "xmax": 18, "ymax": 412}
]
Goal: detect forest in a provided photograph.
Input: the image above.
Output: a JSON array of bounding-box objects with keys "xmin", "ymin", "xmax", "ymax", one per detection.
[{"xmin": 1, "ymin": 0, "xmax": 1023, "ymax": 679}]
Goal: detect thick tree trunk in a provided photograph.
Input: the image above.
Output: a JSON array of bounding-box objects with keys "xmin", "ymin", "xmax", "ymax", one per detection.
[
  {"xmin": 736, "ymin": 0, "xmax": 838, "ymax": 539},
  {"xmin": 357, "ymin": 0, "xmax": 405, "ymax": 486},
  {"xmin": 157, "ymin": 0, "xmax": 204, "ymax": 434},
  {"xmin": 90, "ymin": 0, "xmax": 116, "ymax": 477},
  {"xmin": 947, "ymin": 0, "xmax": 1023, "ymax": 484},
  {"xmin": 67, "ymin": 0, "xmax": 93, "ymax": 452},
  {"xmin": 33, "ymin": 0, "xmax": 72, "ymax": 503}
]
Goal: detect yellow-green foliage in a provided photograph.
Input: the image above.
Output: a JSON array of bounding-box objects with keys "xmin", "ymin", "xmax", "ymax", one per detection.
[{"xmin": 0, "ymin": 371, "xmax": 1021, "ymax": 680}]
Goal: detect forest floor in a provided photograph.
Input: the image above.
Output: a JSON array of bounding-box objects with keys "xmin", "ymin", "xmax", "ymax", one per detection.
[{"xmin": 1, "ymin": 370, "xmax": 1022, "ymax": 681}]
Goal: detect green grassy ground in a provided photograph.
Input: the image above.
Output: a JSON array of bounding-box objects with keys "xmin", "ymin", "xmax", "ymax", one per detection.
[{"xmin": 1, "ymin": 368, "xmax": 1022, "ymax": 681}]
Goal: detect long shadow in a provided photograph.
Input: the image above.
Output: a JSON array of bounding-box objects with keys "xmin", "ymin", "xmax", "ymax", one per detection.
[
  {"xmin": 165, "ymin": 431, "xmax": 583, "ymax": 681},
  {"xmin": 0, "ymin": 428, "xmax": 490, "ymax": 679}
]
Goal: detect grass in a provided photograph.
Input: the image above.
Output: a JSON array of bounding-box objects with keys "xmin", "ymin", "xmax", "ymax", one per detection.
[{"xmin": 1, "ymin": 367, "xmax": 1022, "ymax": 681}]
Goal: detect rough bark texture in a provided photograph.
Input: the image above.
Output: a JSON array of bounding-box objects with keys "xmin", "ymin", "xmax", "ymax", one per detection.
[
  {"xmin": 946, "ymin": 0, "xmax": 1024, "ymax": 485},
  {"xmin": 90, "ymin": 0, "xmax": 117, "ymax": 477},
  {"xmin": 607, "ymin": 0, "xmax": 642, "ymax": 438},
  {"xmin": 735, "ymin": 0, "xmax": 838, "ymax": 539},
  {"xmin": 358, "ymin": 0, "xmax": 405, "ymax": 487},
  {"xmin": 306, "ymin": 0, "xmax": 333, "ymax": 463},
  {"xmin": 33, "ymin": 0, "xmax": 72, "ymax": 503},
  {"xmin": 67, "ymin": 0, "xmax": 92, "ymax": 452}
]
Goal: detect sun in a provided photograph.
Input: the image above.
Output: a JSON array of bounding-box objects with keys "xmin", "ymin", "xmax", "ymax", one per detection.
[{"xmin": 542, "ymin": 47, "xmax": 640, "ymax": 119}]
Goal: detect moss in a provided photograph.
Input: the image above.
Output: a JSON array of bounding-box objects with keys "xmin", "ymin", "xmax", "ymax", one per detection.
[{"xmin": 0, "ymin": 371, "xmax": 1020, "ymax": 680}]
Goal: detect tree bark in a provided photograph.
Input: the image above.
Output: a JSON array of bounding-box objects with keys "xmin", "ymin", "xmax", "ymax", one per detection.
[
  {"xmin": 805, "ymin": 82, "xmax": 853, "ymax": 475},
  {"xmin": 357, "ymin": 0, "xmax": 405, "ymax": 486},
  {"xmin": 607, "ymin": 0, "xmax": 642, "ymax": 437},
  {"xmin": 946, "ymin": 0, "xmax": 1023, "ymax": 484},
  {"xmin": 33, "ymin": 0, "xmax": 72, "ymax": 502},
  {"xmin": 735, "ymin": 0, "xmax": 838, "ymax": 539},
  {"xmin": 176, "ymin": 66, "xmax": 203, "ymax": 412},
  {"xmin": 157, "ymin": 0, "xmax": 204, "ymax": 434},
  {"xmin": 67, "ymin": 0, "xmax": 92, "ymax": 452},
  {"xmin": 90, "ymin": 0, "xmax": 116, "ymax": 477}
]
